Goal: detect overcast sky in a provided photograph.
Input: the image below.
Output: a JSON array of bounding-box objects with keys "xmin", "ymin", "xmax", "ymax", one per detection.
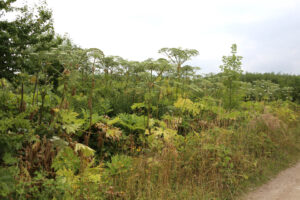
[{"xmin": 18, "ymin": 0, "xmax": 300, "ymax": 74}]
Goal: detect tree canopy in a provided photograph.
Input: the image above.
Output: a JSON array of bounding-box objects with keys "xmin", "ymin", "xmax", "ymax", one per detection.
[{"xmin": 0, "ymin": 1, "xmax": 59, "ymax": 80}]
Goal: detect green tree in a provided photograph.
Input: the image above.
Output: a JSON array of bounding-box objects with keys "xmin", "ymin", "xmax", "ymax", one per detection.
[
  {"xmin": 158, "ymin": 47, "xmax": 199, "ymax": 77},
  {"xmin": 219, "ymin": 44, "xmax": 243, "ymax": 110},
  {"xmin": 85, "ymin": 48, "xmax": 105, "ymax": 145},
  {"xmin": 0, "ymin": 1, "xmax": 57, "ymax": 80},
  {"xmin": 158, "ymin": 47, "xmax": 199, "ymax": 97}
]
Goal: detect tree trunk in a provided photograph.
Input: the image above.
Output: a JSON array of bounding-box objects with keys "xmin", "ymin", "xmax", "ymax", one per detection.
[
  {"xmin": 39, "ymin": 91, "xmax": 46, "ymax": 125},
  {"xmin": 85, "ymin": 62, "xmax": 95, "ymax": 145},
  {"xmin": 19, "ymin": 82, "xmax": 26, "ymax": 112},
  {"xmin": 32, "ymin": 73, "xmax": 38, "ymax": 106}
]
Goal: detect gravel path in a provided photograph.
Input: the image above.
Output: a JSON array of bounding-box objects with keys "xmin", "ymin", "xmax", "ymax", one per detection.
[{"xmin": 243, "ymin": 162, "xmax": 300, "ymax": 200}]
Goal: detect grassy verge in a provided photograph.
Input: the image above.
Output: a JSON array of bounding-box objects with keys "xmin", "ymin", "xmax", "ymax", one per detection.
[
  {"xmin": 102, "ymin": 113, "xmax": 300, "ymax": 200},
  {"xmin": 237, "ymin": 124, "xmax": 300, "ymax": 199}
]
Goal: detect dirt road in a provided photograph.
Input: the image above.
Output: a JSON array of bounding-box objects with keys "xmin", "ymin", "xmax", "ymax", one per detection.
[{"xmin": 243, "ymin": 162, "xmax": 300, "ymax": 200}]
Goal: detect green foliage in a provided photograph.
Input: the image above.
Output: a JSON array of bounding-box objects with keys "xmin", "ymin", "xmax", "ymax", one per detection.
[
  {"xmin": 0, "ymin": 1, "xmax": 58, "ymax": 80},
  {"xmin": 147, "ymin": 127, "xmax": 184, "ymax": 152},
  {"xmin": 220, "ymin": 44, "xmax": 243, "ymax": 110},
  {"xmin": 1, "ymin": 3, "xmax": 300, "ymax": 199},
  {"xmin": 57, "ymin": 109, "xmax": 84, "ymax": 134},
  {"xmin": 75, "ymin": 143, "xmax": 95, "ymax": 157},
  {"xmin": 0, "ymin": 165, "xmax": 19, "ymax": 197},
  {"xmin": 108, "ymin": 113, "xmax": 147, "ymax": 134},
  {"xmin": 241, "ymin": 72, "xmax": 300, "ymax": 102},
  {"xmin": 174, "ymin": 97, "xmax": 202, "ymax": 116},
  {"xmin": 52, "ymin": 146, "xmax": 81, "ymax": 172},
  {"xmin": 49, "ymin": 143, "xmax": 104, "ymax": 200},
  {"xmin": 104, "ymin": 154, "xmax": 133, "ymax": 177},
  {"xmin": 158, "ymin": 47, "xmax": 199, "ymax": 72}
]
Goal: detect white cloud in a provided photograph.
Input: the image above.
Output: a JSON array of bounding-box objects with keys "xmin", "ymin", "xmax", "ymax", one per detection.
[{"xmin": 10, "ymin": 0, "xmax": 300, "ymax": 74}]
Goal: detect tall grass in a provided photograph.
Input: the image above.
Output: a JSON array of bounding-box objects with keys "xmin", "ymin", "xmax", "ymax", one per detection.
[{"xmin": 104, "ymin": 104, "xmax": 300, "ymax": 200}]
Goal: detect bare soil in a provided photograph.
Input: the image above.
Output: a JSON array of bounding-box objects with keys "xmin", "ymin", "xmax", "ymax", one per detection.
[{"xmin": 243, "ymin": 162, "xmax": 300, "ymax": 200}]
